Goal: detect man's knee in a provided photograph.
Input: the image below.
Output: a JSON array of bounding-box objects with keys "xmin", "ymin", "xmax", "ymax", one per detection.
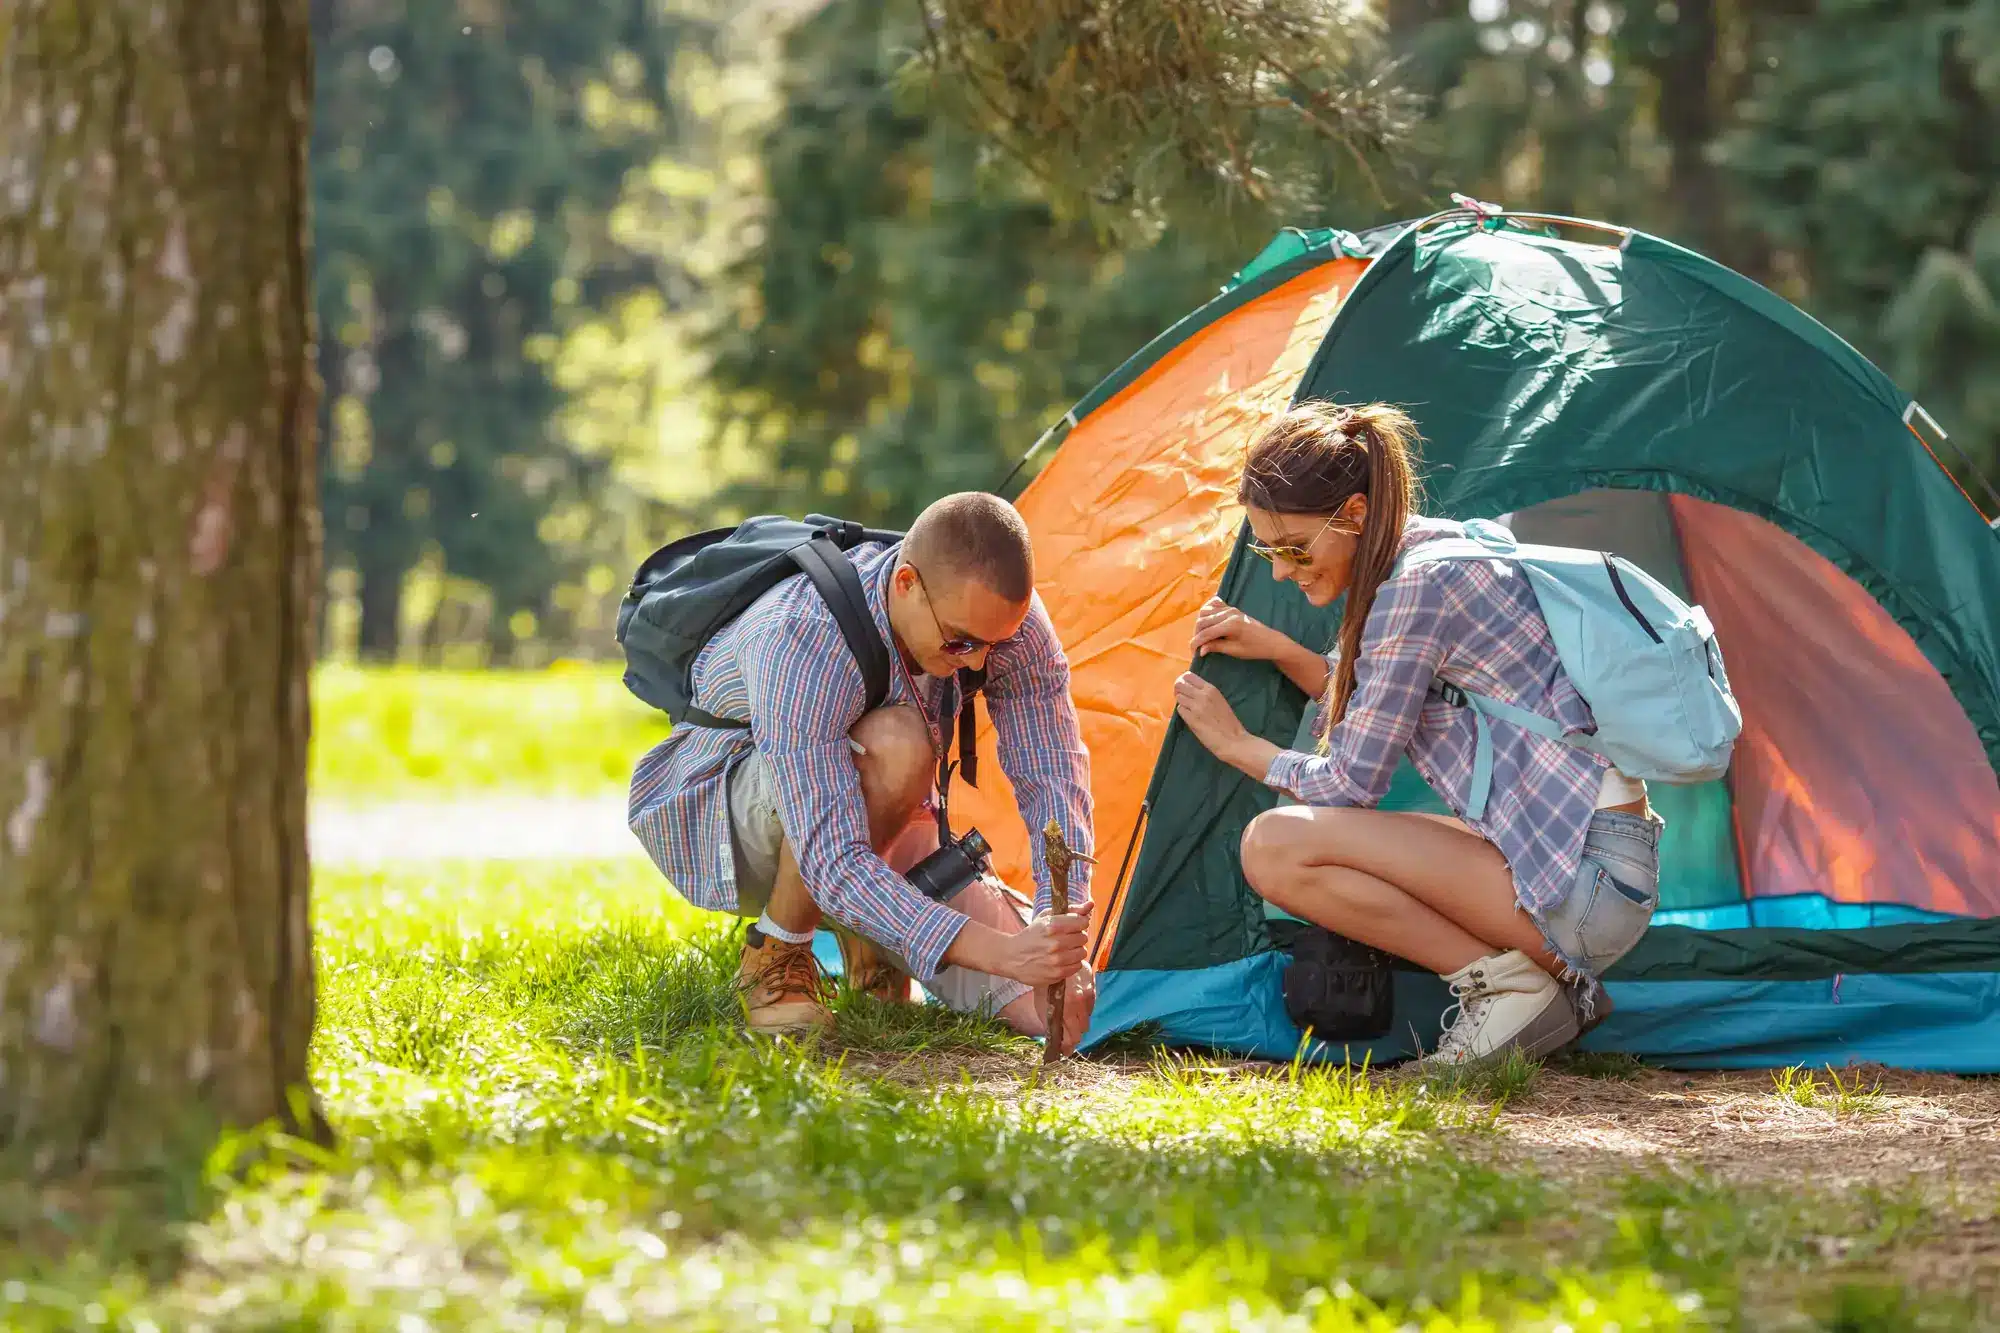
[{"xmin": 850, "ymin": 704, "xmax": 934, "ymax": 835}]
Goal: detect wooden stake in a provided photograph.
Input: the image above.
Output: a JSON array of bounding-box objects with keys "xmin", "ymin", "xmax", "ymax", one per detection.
[{"xmin": 1042, "ymin": 819, "xmax": 1072, "ymax": 1066}]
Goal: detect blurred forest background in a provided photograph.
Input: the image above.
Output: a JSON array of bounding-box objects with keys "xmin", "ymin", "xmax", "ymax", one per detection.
[{"xmin": 310, "ymin": 0, "xmax": 2000, "ymax": 669}]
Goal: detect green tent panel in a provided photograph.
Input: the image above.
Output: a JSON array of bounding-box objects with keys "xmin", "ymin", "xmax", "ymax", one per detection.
[{"xmin": 1069, "ymin": 208, "xmax": 2000, "ymax": 1072}]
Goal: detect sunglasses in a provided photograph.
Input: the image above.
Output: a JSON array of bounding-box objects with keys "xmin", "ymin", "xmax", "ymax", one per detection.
[
  {"xmin": 1247, "ymin": 514, "xmax": 1360, "ymax": 568},
  {"xmin": 911, "ymin": 566, "xmax": 992, "ymax": 659}
]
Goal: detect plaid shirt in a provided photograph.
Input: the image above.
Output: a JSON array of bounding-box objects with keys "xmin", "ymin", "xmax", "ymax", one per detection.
[
  {"xmin": 1265, "ymin": 515, "xmax": 1607, "ymax": 915},
  {"xmin": 627, "ymin": 541, "xmax": 1094, "ymax": 980}
]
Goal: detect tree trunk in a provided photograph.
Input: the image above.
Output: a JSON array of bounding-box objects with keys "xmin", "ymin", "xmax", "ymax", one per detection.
[
  {"xmin": 0, "ymin": 1, "xmax": 325, "ymax": 1175},
  {"xmin": 355, "ymin": 545, "xmax": 404, "ymax": 662},
  {"xmin": 1655, "ymin": 0, "xmax": 1727, "ymax": 263}
]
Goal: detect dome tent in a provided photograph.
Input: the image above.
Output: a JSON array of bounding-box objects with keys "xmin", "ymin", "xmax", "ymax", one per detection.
[{"xmin": 943, "ymin": 203, "xmax": 2000, "ymax": 1072}]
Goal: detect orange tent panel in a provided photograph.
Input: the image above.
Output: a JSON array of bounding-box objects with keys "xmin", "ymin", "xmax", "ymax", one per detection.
[
  {"xmin": 949, "ymin": 259, "xmax": 1369, "ymax": 947},
  {"xmin": 1670, "ymin": 494, "xmax": 2000, "ymax": 917}
]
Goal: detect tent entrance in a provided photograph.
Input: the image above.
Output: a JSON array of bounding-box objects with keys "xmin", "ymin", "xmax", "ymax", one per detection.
[{"xmin": 1107, "ymin": 484, "xmax": 2000, "ymax": 977}]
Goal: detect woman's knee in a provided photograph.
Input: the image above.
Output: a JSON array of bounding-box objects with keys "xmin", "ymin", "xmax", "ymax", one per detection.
[{"xmin": 1241, "ymin": 807, "xmax": 1313, "ymax": 899}]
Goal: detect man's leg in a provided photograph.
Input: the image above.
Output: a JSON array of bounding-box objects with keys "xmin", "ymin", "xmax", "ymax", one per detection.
[
  {"xmin": 728, "ymin": 749, "xmax": 831, "ymax": 1035},
  {"xmin": 826, "ymin": 704, "xmax": 938, "ymax": 1001},
  {"xmin": 735, "ymin": 704, "xmax": 937, "ymax": 1030},
  {"xmin": 764, "ymin": 702, "xmax": 936, "ymax": 937},
  {"xmin": 864, "ymin": 795, "xmax": 1095, "ymax": 1046}
]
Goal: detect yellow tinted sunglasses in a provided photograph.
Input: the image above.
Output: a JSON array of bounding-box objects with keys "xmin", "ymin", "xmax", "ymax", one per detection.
[{"xmin": 1247, "ymin": 514, "xmax": 1359, "ymax": 568}]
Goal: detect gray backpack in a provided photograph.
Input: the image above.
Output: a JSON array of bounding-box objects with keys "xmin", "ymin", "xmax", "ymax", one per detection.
[{"xmin": 615, "ymin": 514, "xmax": 985, "ymax": 787}]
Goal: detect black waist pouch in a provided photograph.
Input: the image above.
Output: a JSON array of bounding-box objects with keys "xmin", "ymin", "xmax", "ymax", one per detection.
[{"xmin": 1271, "ymin": 921, "xmax": 1396, "ymax": 1041}]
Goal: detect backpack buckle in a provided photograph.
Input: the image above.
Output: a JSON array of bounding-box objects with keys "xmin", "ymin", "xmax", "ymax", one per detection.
[
  {"xmin": 807, "ymin": 514, "xmax": 865, "ymax": 547},
  {"xmin": 1436, "ymin": 682, "xmax": 1467, "ymax": 708}
]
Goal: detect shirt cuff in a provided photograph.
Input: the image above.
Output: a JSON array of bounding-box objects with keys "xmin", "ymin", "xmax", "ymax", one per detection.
[
  {"xmin": 1264, "ymin": 748, "xmax": 1309, "ymax": 798},
  {"xmin": 898, "ymin": 894, "xmax": 973, "ymax": 981}
]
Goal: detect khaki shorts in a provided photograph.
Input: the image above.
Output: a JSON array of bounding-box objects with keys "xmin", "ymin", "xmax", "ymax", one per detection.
[{"xmin": 724, "ymin": 748, "xmax": 1034, "ymax": 1017}]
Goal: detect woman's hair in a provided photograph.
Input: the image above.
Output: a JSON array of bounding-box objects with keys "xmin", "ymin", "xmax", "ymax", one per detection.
[{"xmin": 1237, "ymin": 400, "xmax": 1422, "ymax": 734}]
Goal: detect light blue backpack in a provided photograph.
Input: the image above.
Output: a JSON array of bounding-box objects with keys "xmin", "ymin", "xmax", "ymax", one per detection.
[{"xmin": 1394, "ymin": 518, "xmax": 1742, "ymax": 820}]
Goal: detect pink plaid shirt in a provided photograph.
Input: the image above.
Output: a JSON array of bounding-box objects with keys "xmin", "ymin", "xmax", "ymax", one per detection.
[
  {"xmin": 1265, "ymin": 515, "xmax": 1608, "ymax": 914},
  {"xmin": 628, "ymin": 542, "xmax": 1094, "ymax": 980}
]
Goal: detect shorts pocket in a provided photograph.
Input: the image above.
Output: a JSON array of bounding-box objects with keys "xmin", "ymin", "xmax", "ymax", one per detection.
[{"xmin": 1572, "ymin": 860, "xmax": 1657, "ymax": 972}]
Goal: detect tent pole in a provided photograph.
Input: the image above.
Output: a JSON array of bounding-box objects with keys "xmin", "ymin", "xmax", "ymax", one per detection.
[
  {"xmin": 1903, "ymin": 402, "xmax": 2000, "ymax": 525},
  {"xmin": 994, "ymin": 409, "xmax": 1078, "ymax": 500},
  {"xmin": 1091, "ymin": 799, "xmax": 1151, "ymax": 969}
]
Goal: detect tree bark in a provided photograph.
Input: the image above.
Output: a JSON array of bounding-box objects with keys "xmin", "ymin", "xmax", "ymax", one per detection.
[
  {"xmin": 0, "ymin": 1, "xmax": 324, "ymax": 1175},
  {"xmin": 354, "ymin": 542, "xmax": 404, "ymax": 662},
  {"xmin": 1655, "ymin": 0, "xmax": 1728, "ymax": 263}
]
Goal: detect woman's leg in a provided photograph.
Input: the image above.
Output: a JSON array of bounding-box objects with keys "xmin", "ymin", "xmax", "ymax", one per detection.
[{"xmin": 1240, "ymin": 805, "xmax": 1561, "ymax": 977}]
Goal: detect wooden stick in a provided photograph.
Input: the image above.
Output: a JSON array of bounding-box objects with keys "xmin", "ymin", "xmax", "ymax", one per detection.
[{"xmin": 1041, "ymin": 819, "xmax": 1071, "ymax": 1066}]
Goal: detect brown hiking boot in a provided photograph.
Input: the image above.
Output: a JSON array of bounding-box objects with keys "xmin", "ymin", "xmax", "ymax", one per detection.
[
  {"xmin": 736, "ymin": 927, "xmax": 834, "ymax": 1035},
  {"xmin": 837, "ymin": 930, "xmax": 913, "ymax": 1004}
]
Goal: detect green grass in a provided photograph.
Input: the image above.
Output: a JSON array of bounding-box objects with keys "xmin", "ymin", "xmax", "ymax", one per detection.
[
  {"xmin": 4, "ymin": 858, "xmax": 1985, "ymax": 1330},
  {"xmin": 309, "ymin": 663, "xmax": 668, "ymax": 801},
  {"xmin": 1771, "ymin": 1064, "xmax": 1891, "ymax": 1117},
  {"xmin": 1555, "ymin": 1050, "xmax": 1650, "ymax": 1081}
]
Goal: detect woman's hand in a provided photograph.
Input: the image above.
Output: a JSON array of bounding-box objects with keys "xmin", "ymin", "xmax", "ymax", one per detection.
[
  {"xmin": 1191, "ymin": 597, "xmax": 1334, "ymax": 699},
  {"xmin": 1190, "ymin": 598, "xmax": 1282, "ymax": 662},
  {"xmin": 1175, "ymin": 672, "xmax": 1252, "ymax": 759},
  {"xmin": 1176, "ymin": 673, "xmax": 1284, "ymax": 779}
]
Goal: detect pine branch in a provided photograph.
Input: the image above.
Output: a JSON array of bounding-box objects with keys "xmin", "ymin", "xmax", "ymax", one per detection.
[{"xmin": 910, "ymin": 0, "xmax": 1420, "ymax": 237}]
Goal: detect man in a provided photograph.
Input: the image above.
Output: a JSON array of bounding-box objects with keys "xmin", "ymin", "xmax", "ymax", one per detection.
[{"xmin": 628, "ymin": 492, "xmax": 1097, "ymax": 1052}]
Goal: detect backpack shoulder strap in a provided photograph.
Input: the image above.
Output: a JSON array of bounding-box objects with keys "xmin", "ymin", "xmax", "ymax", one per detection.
[
  {"xmin": 1390, "ymin": 521, "xmax": 1517, "ymax": 577},
  {"xmin": 789, "ymin": 533, "xmax": 893, "ymax": 714}
]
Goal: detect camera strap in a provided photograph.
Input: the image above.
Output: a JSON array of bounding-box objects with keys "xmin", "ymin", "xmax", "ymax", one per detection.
[{"xmin": 933, "ymin": 667, "xmax": 984, "ymax": 846}]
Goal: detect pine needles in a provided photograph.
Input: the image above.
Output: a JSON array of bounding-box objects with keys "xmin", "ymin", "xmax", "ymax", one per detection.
[{"xmin": 910, "ymin": 0, "xmax": 1422, "ymax": 239}]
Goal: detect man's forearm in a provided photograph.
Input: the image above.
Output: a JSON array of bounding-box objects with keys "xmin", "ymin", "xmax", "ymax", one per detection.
[{"xmin": 940, "ymin": 917, "xmax": 1014, "ymax": 977}]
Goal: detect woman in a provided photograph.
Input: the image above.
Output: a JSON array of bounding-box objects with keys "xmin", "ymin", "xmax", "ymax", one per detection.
[{"xmin": 1172, "ymin": 400, "xmax": 1663, "ymax": 1069}]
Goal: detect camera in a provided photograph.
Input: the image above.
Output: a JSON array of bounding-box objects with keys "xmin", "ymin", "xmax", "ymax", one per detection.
[{"xmin": 906, "ymin": 827, "xmax": 993, "ymax": 902}]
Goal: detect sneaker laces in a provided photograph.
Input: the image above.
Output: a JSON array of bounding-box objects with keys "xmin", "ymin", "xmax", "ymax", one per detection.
[{"xmin": 1432, "ymin": 973, "xmax": 1494, "ymax": 1062}]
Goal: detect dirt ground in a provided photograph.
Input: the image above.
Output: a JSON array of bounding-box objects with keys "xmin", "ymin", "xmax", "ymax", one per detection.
[
  {"xmin": 852, "ymin": 1048, "xmax": 2000, "ymax": 1297},
  {"xmin": 1474, "ymin": 1064, "xmax": 2000, "ymax": 1198},
  {"xmin": 862, "ymin": 1051, "xmax": 2000, "ymax": 1195},
  {"xmin": 1484, "ymin": 1063, "xmax": 2000, "ymax": 1300}
]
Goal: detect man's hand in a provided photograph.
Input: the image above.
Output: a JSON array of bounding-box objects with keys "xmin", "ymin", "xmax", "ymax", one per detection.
[
  {"xmin": 1035, "ymin": 960, "xmax": 1097, "ymax": 1057},
  {"xmin": 941, "ymin": 901, "xmax": 1089, "ymax": 987},
  {"xmin": 999, "ymin": 909, "xmax": 1090, "ymax": 987}
]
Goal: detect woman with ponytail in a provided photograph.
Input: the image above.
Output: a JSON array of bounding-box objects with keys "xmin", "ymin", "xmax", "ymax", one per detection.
[{"xmin": 1173, "ymin": 400, "xmax": 1662, "ymax": 1070}]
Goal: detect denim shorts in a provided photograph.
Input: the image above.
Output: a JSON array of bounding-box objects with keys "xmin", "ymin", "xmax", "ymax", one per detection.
[{"xmin": 1535, "ymin": 808, "xmax": 1664, "ymax": 978}]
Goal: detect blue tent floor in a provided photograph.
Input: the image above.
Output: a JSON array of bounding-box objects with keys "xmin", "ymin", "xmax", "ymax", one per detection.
[
  {"xmin": 810, "ymin": 929, "xmax": 2000, "ymax": 1072},
  {"xmin": 1076, "ymin": 953, "xmax": 2000, "ymax": 1074}
]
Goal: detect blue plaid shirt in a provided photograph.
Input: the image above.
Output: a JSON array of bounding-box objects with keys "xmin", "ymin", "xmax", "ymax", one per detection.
[
  {"xmin": 628, "ymin": 542, "xmax": 1094, "ymax": 979},
  {"xmin": 1266, "ymin": 515, "xmax": 1609, "ymax": 915}
]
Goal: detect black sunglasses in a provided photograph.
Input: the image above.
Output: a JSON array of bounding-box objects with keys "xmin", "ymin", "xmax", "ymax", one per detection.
[{"xmin": 910, "ymin": 566, "xmax": 991, "ymax": 659}]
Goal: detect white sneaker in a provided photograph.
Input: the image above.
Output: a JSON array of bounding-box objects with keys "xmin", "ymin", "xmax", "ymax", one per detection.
[{"xmin": 1416, "ymin": 950, "xmax": 1579, "ymax": 1071}]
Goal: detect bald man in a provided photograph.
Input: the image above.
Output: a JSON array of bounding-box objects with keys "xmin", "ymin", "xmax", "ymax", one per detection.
[{"xmin": 629, "ymin": 493, "xmax": 1097, "ymax": 1052}]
